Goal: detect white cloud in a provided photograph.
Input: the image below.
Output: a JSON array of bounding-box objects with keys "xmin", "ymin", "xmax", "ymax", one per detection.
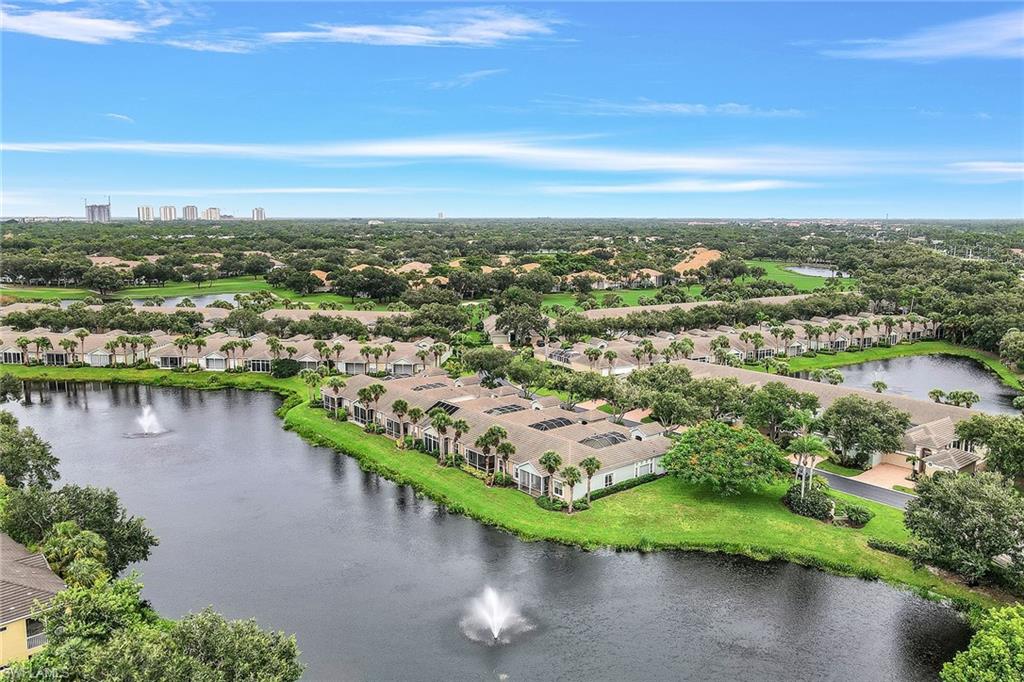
[
  {"xmin": 264, "ymin": 7, "xmax": 557, "ymax": 47},
  {"xmin": 103, "ymin": 113, "xmax": 135, "ymax": 123},
  {"xmin": 1, "ymin": 136, "xmax": 892, "ymax": 176},
  {"xmin": 101, "ymin": 186, "xmax": 401, "ymax": 196},
  {"xmin": 163, "ymin": 38, "xmax": 254, "ymax": 54},
  {"xmin": 948, "ymin": 161, "xmax": 1024, "ymax": 175},
  {"xmin": 429, "ymin": 68, "xmax": 507, "ymax": 90},
  {"xmin": 540, "ymin": 97, "xmax": 804, "ymax": 117},
  {"xmin": 0, "ymin": 6, "xmax": 151, "ymax": 44},
  {"xmin": 823, "ymin": 10, "xmax": 1024, "ymax": 60},
  {"xmin": 542, "ymin": 179, "xmax": 813, "ymax": 194}
]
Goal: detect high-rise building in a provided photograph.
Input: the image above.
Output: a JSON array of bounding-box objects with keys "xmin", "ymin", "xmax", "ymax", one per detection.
[
  {"xmin": 160, "ymin": 205, "xmax": 177, "ymax": 221},
  {"xmin": 137, "ymin": 206, "xmax": 154, "ymax": 222},
  {"xmin": 252, "ymin": 207, "xmax": 266, "ymax": 221},
  {"xmin": 201, "ymin": 207, "xmax": 221, "ymax": 220},
  {"xmin": 85, "ymin": 199, "xmax": 111, "ymax": 223},
  {"xmin": 182, "ymin": 205, "xmax": 199, "ymax": 220}
]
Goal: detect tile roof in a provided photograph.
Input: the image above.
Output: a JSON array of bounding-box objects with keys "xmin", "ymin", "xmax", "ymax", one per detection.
[{"xmin": 1, "ymin": 533, "xmax": 64, "ymax": 626}]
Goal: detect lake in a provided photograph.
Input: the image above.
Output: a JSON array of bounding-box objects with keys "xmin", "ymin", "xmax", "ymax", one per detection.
[
  {"xmin": 828, "ymin": 354, "xmax": 1020, "ymax": 415},
  {"xmin": 7, "ymin": 382, "xmax": 970, "ymax": 681},
  {"xmin": 785, "ymin": 264, "xmax": 847, "ymax": 278}
]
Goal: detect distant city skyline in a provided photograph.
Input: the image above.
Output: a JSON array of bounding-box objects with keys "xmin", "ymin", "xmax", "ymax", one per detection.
[{"xmin": 1, "ymin": 2, "xmax": 1021, "ymax": 218}]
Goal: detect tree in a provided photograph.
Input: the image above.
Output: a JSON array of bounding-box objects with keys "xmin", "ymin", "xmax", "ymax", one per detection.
[
  {"xmin": 552, "ymin": 371, "xmax": 609, "ymax": 411},
  {"xmin": 1, "ymin": 485, "xmax": 158, "ymax": 575},
  {"xmin": 680, "ymin": 377, "xmax": 751, "ymax": 423},
  {"xmin": 954, "ymin": 414, "xmax": 1024, "ymax": 482},
  {"xmin": 429, "ymin": 409, "xmax": 453, "ymax": 464},
  {"xmin": 905, "ymin": 472, "xmax": 1024, "ymax": 584},
  {"xmin": 462, "ymin": 347, "xmax": 513, "ymax": 386},
  {"xmin": 539, "ymin": 451, "xmax": 562, "ymax": 498},
  {"xmin": 871, "ymin": 380, "xmax": 887, "ymax": 393},
  {"xmin": 818, "ymin": 396, "xmax": 911, "ymax": 468},
  {"xmin": 928, "ymin": 388, "xmax": 946, "ymax": 403},
  {"xmin": 998, "ymin": 328, "xmax": 1024, "ymax": 371},
  {"xmin": 41, "ymin": 520, "xmax": 109, "ymax": 586},
  {"xmin": 82, "ymin": 266, "xmax": 124, "ymax": 294},
  {"xmin": 506, "ymin": 355, "xmax": 548, "ymax": 399},
  {"xmin": 561, "ymin": 466, "xmax": 582, "ymax": 513},
  {"xmin": 787, "ymin": 434, "xmax": 831, "ymax": 500},
  {"xmin": 0, "ymin": 412, "xmax": 60, "ymax": 488},
  {"xmin": 579, "ymin": 456, "xmax": 602, "ymax": 505},
  {"xmin": 940, "ymin": 605, "xmax": 1024, "ymax": 682},
  {"xmin": 742, "ymin": 381, "xmax": 819, "ymax": 442},
  {"xmin": 0, "ymin": 373, "xmax": 22, "ymax": 402},
  {"xmin": 946, "ymin": 389, "xmax": 981, "ymax": 408},
  {"xmin": 391, "ymin": 399, "xmax": 409, "ymax": 441},
  {"xmin": 474, "ymin": 425, "xmax": 507, "ymax": 475},
  {"xmin": 495, "ymin": 304, "xmax": 548, "ymax": 347},
  {"xmin": 660, "ymin": 421, "xmax": 789, "ymax": 496}
]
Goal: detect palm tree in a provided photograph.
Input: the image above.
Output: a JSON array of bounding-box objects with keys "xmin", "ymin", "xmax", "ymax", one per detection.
[
  {"xmin": 871, "ymin": 380, "xmax": 887, "ymax": 393},
  {"xmin": 928, "ymin": 388, "xmax": 946, "ymax": 403},
  {"xmin": 313, "ymin": 340, "xmax": 328, "ymax": 365},
  {"xmin": 677, "ymin": 337, "xmax": 694, "ymax": 359},
  {"xmin": 381, "ymin": 343, "xmax": 396, "ymax": 372},
  {"xmin": 324, "ymin": 376, "xmax": 347, "ymax": 416},
  {"xmin": 126, "ymin": 336, "xmax": 140, "ymax": 364},
  {"xmin": 359, "ymin": 345, "xmax": 372, "ymax": 371},
  {"xmin": 191, "ymin": 337, "xmax": 207, "ymax": 366},
  {"xmin": 415, "ymin": 349, "xmax": 430, "ymax": 369},
  {"xmin": 174, "ymin": 336, "xmax": 191, "ymax": 364},
  {"xmin": 33, "ymin": 337, "xmax": 52, "ymax": 364},
  {"xmin": 858, "ymin": 319, "xmax": 870, "ymax": 347},
  {"xmin": 285, "ymin": 345, "xmax": 298, "ymax": 360},
  {"xmin": 579, "ymin": 456, "xmax": 602, "ymax": 505},
  {"xmin": 73, "ymin": 329, "xmax": 90, "ymax": 360},
  {"xmin": 561, "ymin": 466, "xmax": 582, "ymax": 513},
  {"xmin": 603, "ymin": 350, "xmax": 618, "ymax": 372},
  {"xmin": 539, "ymin": 451, "xmax": 563, "ymax": 499},
  {"xmin": 15, "ymin": 337, "xmax": 30, "ymax": 365},
  {"xmin": 366, "ymin": 383, "xmax": 387, "ymax": 418},
  {"xmin": 391, "ymin": 399, "xmax": 409, "ymax": 442},
  {"xmin": 299, "ymin": 369, "xmax": 322, "ymax": 402},
  {"xmin": 330, "ymin": 342, "xmax": 345, "ymax": 370},
  {"xmin": 450, "ymin": 418, "xmax": 470, "ymax": 463},
  {"xmin": 495, "ymin": 441, "xmax": 516, "ymax": 476},
  {"xmin": 584, "ymin": 346, "xmax": 602, "ymax": 370},
  {"xmin": 780, "ymin": 326, "xmax": 796, "ymax": 354},
  {"xmin": 59, "ymin": 338, "xmax": 78, "ymax": 364},
  {"xmin": 237, "ymin": 339, "xmax": 253, "ymax": 368},
  {"xmin": 430, "ymin": 343, "xmax": 448, "ymax": 367},
  {"xmin": 139, "ymin": 335, "xmax": 155, "ymax": 363},
  {"xmin": 474, "ymin": 425, "xmax": 507, "ymax": 475},
  {"xmin": 630, "ymin": 345, "xmax": 645, "ymax": 370},
  {"xmin": 788, "ymin": 434, "xmax": 832, "ymax": 500},
  {"xmin": 429, "ymin": 409, "xmax": 453, "ymax": 464},
  {"xmin": 407, "ymin": 407, "xmax": 425, "ymax": 443}
]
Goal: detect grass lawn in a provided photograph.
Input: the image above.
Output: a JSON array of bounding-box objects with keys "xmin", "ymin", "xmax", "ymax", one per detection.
[
  {"xmin": 542, "ymin": 285, "xmax": 703, "ymax": 311},
  {"xmin": 1, "ymin": 363, "xmax": 1002, "ymax": 608},
  {"xmin": 743, "ymin": 260, "xmax": 858, "ymax": 293},
  {"xmin": 774, "ymin": 341, "xmax": 1024, "ymax": 391},
  {"xmin": 0, "ymin": 285, "xmax": 93, "ymax": 301},
  {"xmin": 817, "ymin": 461, "xmax": 866, "ymax": 477}
]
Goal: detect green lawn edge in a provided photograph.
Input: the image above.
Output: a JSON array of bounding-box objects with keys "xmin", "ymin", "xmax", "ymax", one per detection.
[{"xmin": 2, "ymin": 364, "xmax": 1000, "ymax": 610}]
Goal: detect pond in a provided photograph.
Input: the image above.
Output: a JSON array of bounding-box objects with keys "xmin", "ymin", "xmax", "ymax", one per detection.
[
  {"xmin": 125, "ymin": 293, "xmax": 239, "ymax": 307},
  {"xmin": 785, "ymin": 264, "xmax": 847, "ymax": 278},
  {"xmin": 827, "ymin": 354, "xmax": 1020, "ymax": 415},
  {"xmin": 8, "ymin": 382, "xmax": 970, "ymax": 681}
]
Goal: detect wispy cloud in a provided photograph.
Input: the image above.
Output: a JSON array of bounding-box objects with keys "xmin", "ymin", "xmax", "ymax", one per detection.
[
  {"xmin": 542, "ymin": 179, "xmax": 813, "ymax": 194},
  {"xmin": 103, "ymin": 112, "xmax": 135, "ymax": 124},
  {"xmin": 0, "ymin": 135, "xmax": 912, "ymax": 177},
  {"xmin": 99, "ymin": 186, "xmax": 405, "ymax": 196},
  {"xmin": 539, "ymin": 97, "xmax": 805, "ymax": 117},
  {"xmin": 264, "ymin": 7, "xmax": 557, "ymax": 47},
  {"xmin": 0, "ymin": 6, "xmax": 151, "ymax": 44},
  {"xmin": 429, "ymin": 68, "xmax": 507, "ymax": 90},
  {"xmin": 823, "ymin": 10, "xmax": 1024, "ymax": 60},
  {"xmin": 163, "ymin": 38, "xmax": 254, "ymax": 54},
  {"xmin": 947, "ymin": 161, "xmax": 1024, "ymax": 183}
]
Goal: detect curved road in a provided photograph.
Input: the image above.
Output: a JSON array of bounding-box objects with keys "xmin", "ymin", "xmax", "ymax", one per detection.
[{"xmin": 800, "ymin": 468, "xmax": 916, "ymax": 509}]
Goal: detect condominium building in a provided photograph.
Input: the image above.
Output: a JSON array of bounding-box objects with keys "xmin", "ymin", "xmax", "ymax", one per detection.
[
  {"xmin": 137, "ymin": 206, "xmax": 154, "ymax": 222},
  {"xmin": 85, "ymin": 200, "xmax": 111, "ymax": 223},
  {"xmin": 201, "ymin": 207, "xmax": 221, "ymax": 220},
  {"xmin": 160, "ymin": 205, "xmax": 177, "ymax": 221},
  {"xmin": 252, "ymin": 207, "xmax": 266, "ymax": 221},
  {"xmin": 182, "ymin": 205, "xmax": 199, "ymax": 220}
]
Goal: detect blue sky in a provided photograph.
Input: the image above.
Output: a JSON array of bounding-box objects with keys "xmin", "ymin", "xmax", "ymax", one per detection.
[{"xmin": 2, "ymin": 2, "xmax": 1022, "ymax": 218}]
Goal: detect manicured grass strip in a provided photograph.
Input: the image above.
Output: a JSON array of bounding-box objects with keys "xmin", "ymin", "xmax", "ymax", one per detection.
[
  {"xmin": 773, "ymin": 341, "xmax": 1023, "ymax": 392},
  {"xmin": 541, "ymin": 286, "xmax": 703, "ymax": 311},
  {"xmin": 743, "ymin": 260, "xmax": 858, "ymax": 292},
  {"xmin": 0, "ymin": 285, "xmax": 93, "ymax": 300},
  {"xmin": 817, "ymin": 461, "xmax": 865, "ymax": 477},
  {"xmin": 0, "ymin": 364, "xmax": 999, "ymax": 608}
]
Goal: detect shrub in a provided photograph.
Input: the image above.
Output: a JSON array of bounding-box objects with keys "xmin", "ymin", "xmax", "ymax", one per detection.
[
  {"xmin": 841, "ymin": 503, "xmax": 874, "ymax": 527},
  {"xmin": 444, "ymin": 453, "xmax": 465, "ymax": 467},
  {"xmin": 535, "ymin": 495, "xmax": 567, "ymax": 512},
  {"xmin": 270, "ymin": 358, "xmax": 300, "ymax": 378},
  {"xmin": 783, "ymin": 483, "xmax": 834, "ymax": 521},
  {"xmin": 401, "ymin": 435, "xmax": 415, "ymax": 449},
  {"xmin": 490, "ymin": 472, "xmax": 515, "ymax": 487},
  {"xmin": 867, "ymin": 538, "xmax": 914, "ymax": 558},
  {"xmin": 590, "ymin": 473, "xmax": 659, "ymax": 501}
]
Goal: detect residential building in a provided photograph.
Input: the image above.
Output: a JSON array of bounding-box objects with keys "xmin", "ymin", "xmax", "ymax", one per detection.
[
  {"xmin": 182, "ymin": 205, "xmax": 199, "ymax": 220},
  {"xmin": 201, "ymin": 207, "xmax": 221, "ymax": 220},
  {"xmin": 322, "ymin": 373, "xmax": 671, "ymax": 500},
  {"xmin": 252, "ymin": 207, "xmax": 266, "ymax": 221},
  {"xmin": 0, "ymin": 533, "xmax": 64, "ymax": 667},
  {"xmin": 85, "ymin": 200, "xmax": 111, "ymax": 223},
  {"xmin": 160, "ymin": 205, "xmax": 177, "ymax": 221},
  {"xmin": 137, "ymin": 205, "xmax": 154, "ymax": 222}
]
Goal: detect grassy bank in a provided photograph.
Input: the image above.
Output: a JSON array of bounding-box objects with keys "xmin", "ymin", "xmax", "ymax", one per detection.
[
  {"xmin": 2, "ymin": 364, "xmax": 1001, "ymax": 609},
  {"xmin": 757, "ymin": 341, "xmax": 1024, "ymax": 392},
  {"xmin": 743, "ymin": 260, "xmax": 858, "ymax": 292},
  {"xmin": 541, "ymin": 285, "xmax": 703, "ymax": 310}
]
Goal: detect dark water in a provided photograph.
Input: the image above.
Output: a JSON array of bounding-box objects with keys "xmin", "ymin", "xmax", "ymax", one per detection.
[
  {"xmin": 785, "ymin": 264, "xmax": 847, "ymax": 278},
  {"xmin": 833, "ymin": 354, "xmax": 1020, "ymax": 415},
  {"xmin": 8, "ymin": 382, "xmax": 970, "ymax": 681},
  {"xmin": 127, "ymin": 293, "xmax": 238, "ymax": 307}
]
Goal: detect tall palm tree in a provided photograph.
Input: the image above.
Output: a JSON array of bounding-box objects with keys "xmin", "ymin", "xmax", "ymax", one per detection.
[
  {"xmin": 370, "ymin": 346, "xmax": 384, "ymax": 372},
  {"xmin": 430, "ymin": 342, "xmax": 448, "ymax": 367},
  {"xmin": 561, "ymin": 466, "xmax": 582, "ymax": 513},
  {"xmin": 780, "ymin": 327, "xmax": 796, "ymax": 354},
  {"xmin": 366, "ymin": 383, "xmax": 387, "ymax": 420},
  {"xmin": 174, "ymin": 336, "xmax": 191, "ymax": 365},
  {"xmin": 579, "ymin": 456, "xmax": 602, "ymax": 505},
  {"xmin": 267, "ymin": 336, "xmax": 283, "ymax": 359},
  {"xmin": 33, "ymin": 337, "xmax": 52, "ymax": 364},
  {"xmin": 495, "ymin": 441, "xmax": 516, "ymax": 477},
  {"xmin": 407, "ymin": 407, "xmax": 424, "ymax": 443},
  {"xmin": 603, "ymin": 349, "xmax": 617, "ymax": 372},
  {"xmin": 299, "ymin": 369, "xmax": 322, "ymax": 402},
  {"xmin": 15, "ymin": 337, "xmax": 30, "ymax": 365},
  {"xmin": 324, "ymin": 376, "xmax": 347, "ymax": 416},
  {"xmin": 139, "ymin": 335, "xmax": 155, "ymax": 363},
  {"xmin": 59, "ymin": 338, "xmax": 78, "ymax": 364},
  {"xmin": 474, "ymin": 425, "xmax": 507, "ymax": 475},
  {"xmin": 788, "ymin": 434, "xmax": 831, "ymax": 500},
  {"xmin": 73, "ymin": 329, "xmax": 90, "ymax": 360},
  {"xmin": 331, "ymin": 342, "xmax": 345, "ymax": 369},
  {"xmin": 429, "ymin": 409, "xmax": 453, "ymax": 464},
  {"xmin": 450, "ymin": 418, "xmax": 470, "ymax": 464},
  {"xmin": 391, "ymin": 399, "xmax": 409, "ymax": 442},
  {"xmin": 381, "ymin": 343, "xmax": 396, "ymax": 372},
  {"xmin": 539, "ymin": 450, "xmax": 563, "ymax": 499},
  {"xmin": 584, "ymin": 346, "xmax": 602, "ymax": 370},
  {"xmin": 192, "ymin": 337, "xmax": 207, "ymax": 366},
  {"xmin": 237, "ymin": 339, "xmax": 253, "ymax": 369},
  {"xmin": 858, "ymin": 319, "xmax": 870, "ymax": 347}
]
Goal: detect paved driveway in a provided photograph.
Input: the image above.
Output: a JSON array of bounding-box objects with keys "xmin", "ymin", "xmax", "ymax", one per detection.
[{"xmin": 805, "ymin": 468, "xmax": 916, "ymax": 509}]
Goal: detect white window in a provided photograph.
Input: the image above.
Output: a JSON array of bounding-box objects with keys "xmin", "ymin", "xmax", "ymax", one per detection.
[
  {"xmin": 637, "ymin": 461, "xmax": 653, "ymax": 476},
  {"xmin": 604, "ymin": 473, "xmax": 613, "ymax": 487},
  {"xmin": 553, "ymin": 481, "xmax": 563, "ymax": 498},
  {"xmin": 205, "ymin": 357, "xmax": 226, "ymax": 370},
  {"xmin": 247, "ymin": 359, "xmax": 271, "ymax": 373},
  {"xmin": 1, "ymin": 351, "xmax": 22, "ymax": 364}
]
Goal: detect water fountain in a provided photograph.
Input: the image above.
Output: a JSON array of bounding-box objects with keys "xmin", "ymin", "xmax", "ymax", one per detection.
[
  {"xmin": 460, "ymin": 586, "xmax": 532, "ymax": 645},
  {"xmin": 126, "ymin": 405, "xmax": 168, "ymax": 438}
]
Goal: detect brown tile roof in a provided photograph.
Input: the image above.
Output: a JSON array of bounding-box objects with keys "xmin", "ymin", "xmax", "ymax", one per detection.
[{"xmin": 1, "ymin": 533, "xmax": 64, "ymax": 626}]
